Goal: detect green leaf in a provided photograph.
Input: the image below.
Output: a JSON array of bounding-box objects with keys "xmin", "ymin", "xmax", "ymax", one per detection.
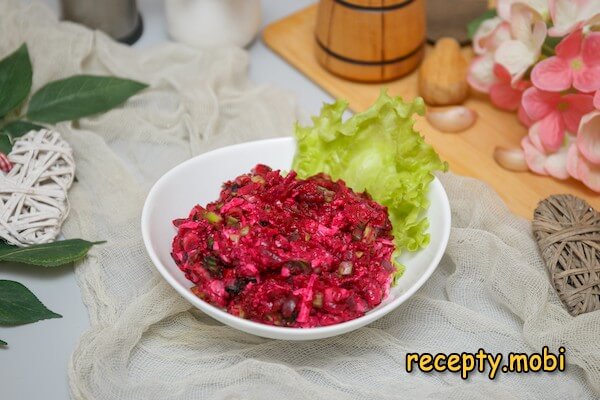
[
  {"xmin": 0, "ymin": 339, "xmax": 6, "ymax": 346},
  {"xmin": 467, "ymin": 9, "xmax": 498, "ymax": 40},
  {"xmin": 0, "ymin": 44, "xmax": 32, "ymax": 118},
  {"xmin": 1, "ymin": 120, "xmax": 45, "ymax": 140},
  {"xmin": 0, "ymin": 120, "xmax": 45, "ymax": 153},
  {"xmin": 0, "ymin": 239, "xmax": 104, "ymax": 267},
  {"xmin": 0, "ymin": 280, "xmax": 61, "ymax": 325},
  {"xmin": 293, "ymin": 90, "xmax": 447, "ymax": 262},
  {"xmin": 542, "ymin": 36, "xmax": 562, "ymax": 57},
  {"xmin": 0, "ymin": 134, "xmax": 10, "ymax": 153},
  {"xmin": 26, "ymin": 75, "xmax": 148, "ymax": 123}
]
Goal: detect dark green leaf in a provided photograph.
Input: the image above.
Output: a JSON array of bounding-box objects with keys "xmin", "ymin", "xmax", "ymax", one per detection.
[
  {"xmin": 0, "ymin": 239, "xmax": 104, "ymax": 267},
  {"xmin": 0, "ymin": 134, "xmax": 10, "ymax": 153},
  {"xmin": 1, "ymin": 120, "xmax": 45, "ymax": 139},
  {"xmin": 542, "ymin": 36, "xmax": 562, "ymax": 57},
  {"xmin": 467, "ymin": 9, "xmax": 498, "ymax": 40},
  {"xmin": 0, "ymin": 280, "xmax": 61, "ymax": 325},
  {"xmin": 0, "ymin": 339, "xmax": 6, "ymax": 346},
  {"xmin": 0, "ymin": 44, "xmax": 32, "ymax": 118},
  {"xmin": 26, "ymin": 75, "xmax": 148, "ymax": 123}
]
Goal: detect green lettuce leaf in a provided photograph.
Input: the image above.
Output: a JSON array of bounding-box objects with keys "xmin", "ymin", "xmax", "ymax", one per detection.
[{"xmin": 292, "ymin": 91, "xmax": 447, "ymax": 278}]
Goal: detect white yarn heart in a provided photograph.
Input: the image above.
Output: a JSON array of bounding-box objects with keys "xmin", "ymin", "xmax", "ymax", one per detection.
[{"xmin": 0, "ymin": 129, "xmax": 75, "ymax": 247}]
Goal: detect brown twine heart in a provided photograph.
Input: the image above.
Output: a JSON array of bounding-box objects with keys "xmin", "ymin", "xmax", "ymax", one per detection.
[
  {"xmin": 532, "ymin": 194, "xmax": 600, "ymax": 316},
  {"xmin": 0, "ymin": 129, "xmax": 75, "ymax": 247}
]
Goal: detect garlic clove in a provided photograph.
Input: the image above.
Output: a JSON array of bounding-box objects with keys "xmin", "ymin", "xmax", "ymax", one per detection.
[
  {"xmin": 426, "ymin": 106, "xmax": 477, "ymax": 133},
  {"xmin": 493, "ymin": 147, "xmax": 529, "ymax": 172}
]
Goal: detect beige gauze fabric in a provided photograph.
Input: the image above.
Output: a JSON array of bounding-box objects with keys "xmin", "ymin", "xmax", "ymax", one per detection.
[{"xmin": 1, "ymin": 1, "xmax": 600, "ymax": 399}]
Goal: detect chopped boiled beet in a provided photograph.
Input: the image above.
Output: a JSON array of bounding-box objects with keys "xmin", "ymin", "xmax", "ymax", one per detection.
[{"xmin": 171, "ymin": 164, "xmax": 395, "ymax": 328}]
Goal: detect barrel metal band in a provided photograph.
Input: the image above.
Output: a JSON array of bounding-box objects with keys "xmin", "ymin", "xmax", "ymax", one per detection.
[
  {"xmin": 315, "ymin": 37, "xmax": 425, "ymax": 66},
  {"xmin": 333, "ymin": 0, "xmax": 416, "ymax": 11}
]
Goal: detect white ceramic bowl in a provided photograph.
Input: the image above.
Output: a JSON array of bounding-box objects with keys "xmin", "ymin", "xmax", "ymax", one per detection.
[{"xmin": 141, "ymin": 137, "xmax": 451, "ymax": 340}]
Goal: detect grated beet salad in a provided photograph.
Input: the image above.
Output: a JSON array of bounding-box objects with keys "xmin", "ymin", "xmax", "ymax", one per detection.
[{"xmin": 171, "ymin": 164, "xmax": 396, "ymax": 328}]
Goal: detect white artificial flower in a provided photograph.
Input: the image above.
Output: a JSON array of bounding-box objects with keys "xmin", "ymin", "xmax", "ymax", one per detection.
[{"xmin": 494, "ymin": 3, "xmax": 547, "ymax": 83}]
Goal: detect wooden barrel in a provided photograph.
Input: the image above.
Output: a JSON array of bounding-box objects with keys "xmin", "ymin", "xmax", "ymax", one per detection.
[{"xmin": 315, "ymin": 0, "xmax": 426, "ymax": 82}]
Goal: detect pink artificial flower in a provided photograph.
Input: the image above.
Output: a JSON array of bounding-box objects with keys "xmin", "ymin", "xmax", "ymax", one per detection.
[
  {"xmin": 473, "ymin": 17, "xmax": 511, "ymax": 55},
  {"xmin": 497, "ymin": 0, "xmax": 549, "ymax": 21},
  {"xmin": 521, "ymin": 122, "xmax": 571, "ymax": 179},
  {"xmin": 468, "ymin": 18, "xmax": 511, "ymax": 93},
  {"xmin": 522, "ymin": 87, "xmax": 595, "ymax": 152},
  {"xmin": 567, "ymin": 112, "xmax": 600, "ymax": 191},
  {"xmin": 494, "ymin": 3, "xmax": 547, "ymax": 83},
  {"xmin": 576, "ymin": 111, "xmax": 600, "ymax": 165},
  {"xmin": 0, "ymin": 152, "xmax": 12, "ymax": 173},
  {"xmin": 518, "ymin": 104, "xmax": 534, "ymax": 127},
  {"xmin": 568, "ymin": 145, "xmax": 600, "ymax": 191},
  {"xmin": 489, "ymin": 64, "xmax": 531, "ymax": 111},
  {"xmin": 548, "ymin": 0, "xmax": 600, "ymax": 37},
  {"xmin": 531, "ymin": 29, "xmax": 600, "ymax": 93}
]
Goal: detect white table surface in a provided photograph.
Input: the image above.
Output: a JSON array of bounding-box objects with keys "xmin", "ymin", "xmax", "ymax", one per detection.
[{"xmin": 1, "ymin": 1, "xmax": 330, "ymax": 398}]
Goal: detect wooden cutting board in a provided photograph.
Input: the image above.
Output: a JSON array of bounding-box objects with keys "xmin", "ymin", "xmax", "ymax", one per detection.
[{"xmin": 262, "ymin": 4, "xmax": 599, "ymax": 219}]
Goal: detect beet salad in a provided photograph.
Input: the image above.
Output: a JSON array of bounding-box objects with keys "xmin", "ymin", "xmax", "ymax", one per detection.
[{"xmin": 171, "ymin": 164, "xmax": 396, "ymax": 328}]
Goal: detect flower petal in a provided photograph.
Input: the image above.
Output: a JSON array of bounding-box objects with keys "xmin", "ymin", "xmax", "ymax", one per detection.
[
  {"xmin": 522, "ymin": 87, "xmax": 560, "ymax": 121},
  {"xmin": 521, "ymin": 133, "xmax": 548, "ymax": 175},
  {"xmin": 582, "ymin": 32, "xmax": 600, "ymax": 65},
  {"xmin": 524, "ymin": 124, "xmax": 571, "ymax": 179},
  {"xmin": 545, "ymin": 146, "xmax": 571, "ymax": 179},
  {"xmin": 493, "ymin": 63, "xmax": 512, "ymax": 84},
  {"xmin": 570, "ymin": 32, "xmax": 600, "ymax": 92},
  {"xmin": 527, "ymin": 0, "xmax": 550, "ymax": 20},
  {"xmin": 573, "ymin": 66, "xmax": 600, "ymax": 93},
  {"xmin": 509, "ymin": 4, "xmax": 547, "ymax": 47},
  {"xmin": 528, "ymin": 120, "xmax": 546, "ymax": 151},
  {"xmin": 495, "ymin": 4, "xmax": 546, "ymax": 83},
  {"xmin": 500, "ymin": 0, "xmax": 549, "ymax": 21},
  {"xmin": 495, "ymin": 40, "xmax": 536, "ymax": 82},
  {"xmin": 518, "ymin": 104, "xmax": 534, "ymax": 127},
  {"xmin": 511, "ymin": 4, "xmax": 531, "ymax": 42},
  {"xmin": 567, "ymin": 142, "xmax": 581, "ymax": 179},
  {"xmin": 490, "ymin": 82, "xmax": 522, "ymax": 111},
  {"xmin": 563, "ymin": 93, "xmax": 595, "ymax": 132},
  {"xmin": 538, "ymin": 112, "xmax": 566, "ymax": 152},
  {"xmin": 531, "ymin": 57, "xmax": 572, "ymax": 92},
  {"xmin": 549, "ymin": 0, "xmax": 585, "ymax": 36},
  {"xmin": 573, "ymin": 146, "xmax": 600, "ymax": 191},
  {"xmin": 473, "ymin": 17, "xmax": 500, "ymax": 55},
  {"xmin": 473, "ymin": 17, "xmax": 511, "ymax": 55},
  {"xmin": 577, "ymin": 111, "xmax": 600, "ymax": 164},
  {"xmin": 497, "ymin": 0, "xmax": 513, "ymax": 21},
  {"xmin": 595, "ymin": 91, "xmax": 600, "ymax": 109},
  {"xmin": 549, "ymin": 0, "xmax": 600, "ymax": 36},
  {"xmin": 555, "ymin": 29, "xmax": 584, "ymax": 59},
  {"xmin": 467, "ymin": 54, "xmax": 496, "ymax": 93},
  {"xmin": 530, "ymin": 20, "xmax": 548, "ymax": 52},
  {"xmin": 580, "ymin": 1, "xmax": 600, "ymax": 23}
]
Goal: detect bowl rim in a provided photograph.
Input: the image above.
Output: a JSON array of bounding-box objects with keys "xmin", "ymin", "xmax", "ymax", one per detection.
[{"xmin": 141, "ymin": 137, "xmax": 451, "ymax": 340}]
